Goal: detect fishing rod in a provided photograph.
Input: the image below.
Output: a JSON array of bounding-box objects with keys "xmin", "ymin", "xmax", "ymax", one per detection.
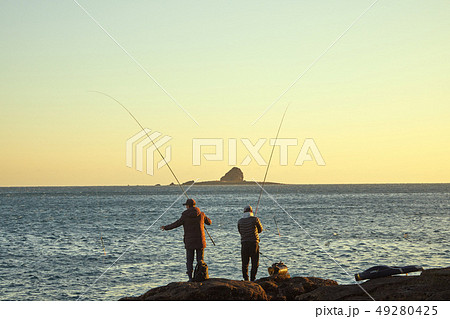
[
  {"xmin": 91, "ymin": 91, "xmax": 215, "ymax": 245},
  {"xmin": 204, "ymin": 227, "xmax": 215, "ymax": 245},
  {"xmin": 254, "ymin": 103, "xmax": 290, "ymax": 215},
  {"xmin": 92, "ymin": 91, "xmax": 188, "ymax": 197}
]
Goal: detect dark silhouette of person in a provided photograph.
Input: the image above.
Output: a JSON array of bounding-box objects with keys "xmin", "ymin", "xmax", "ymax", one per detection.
[
  {"xmin": 238, "ymin": 205, "xmax": 263, "ymax": 281},
  {"xmin": 161, "ymin": 198, "xmax": 211, "ymax": 281}
]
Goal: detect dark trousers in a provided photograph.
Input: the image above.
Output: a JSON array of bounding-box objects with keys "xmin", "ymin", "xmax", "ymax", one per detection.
[
  {"xmin": 241, "ymin": 241, "xmax": 259, "ymax": 281},
  {"xmin": 186, "ymin": 248, "xmax": 204, "ymax": 276}
]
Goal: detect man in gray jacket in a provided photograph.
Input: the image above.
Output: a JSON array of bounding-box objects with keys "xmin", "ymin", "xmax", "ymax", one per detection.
[{"xmin": 238, "ymin": 205, "xmax": 263, "ymax": 281}]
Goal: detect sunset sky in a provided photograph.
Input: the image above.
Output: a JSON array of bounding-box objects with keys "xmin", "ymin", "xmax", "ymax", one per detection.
[{"xmin": 1, "ymin": 0, "xmax": 449, "ymax": 186}]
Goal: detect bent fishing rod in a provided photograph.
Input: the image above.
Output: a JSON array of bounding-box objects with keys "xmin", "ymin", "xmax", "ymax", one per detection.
[
  {"xmin": 254, "ymin": 103, "xmax": 290, "ymax": 216},
  {"xmin": 91, "ymin": 91, "xmax": 215, "ymax": 246}
]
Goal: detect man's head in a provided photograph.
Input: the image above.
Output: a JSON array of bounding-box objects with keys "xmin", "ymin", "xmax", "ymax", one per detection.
[
  {"xmin": 244, "ymin": 205, "xmax": 253, "ymax": 213},
  {"xmin": 183, "ymin": 198, "xmax": 196, "ymax": 208}
]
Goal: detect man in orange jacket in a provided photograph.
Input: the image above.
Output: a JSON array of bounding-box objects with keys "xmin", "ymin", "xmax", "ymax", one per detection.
[{"xmin": 161, "ymin": 198, "xmax": 212, "ymax": 281}]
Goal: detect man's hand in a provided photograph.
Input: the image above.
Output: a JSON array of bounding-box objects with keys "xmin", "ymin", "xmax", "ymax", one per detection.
[{"xmin": 160, "ymin": 226, "xmax": 165, "ymax": 231}]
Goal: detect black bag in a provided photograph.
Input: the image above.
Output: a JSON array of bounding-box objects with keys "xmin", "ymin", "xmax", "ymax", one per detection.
[{"xmin": 193, "ymin": 261, "xmax": 209, "ymax": 282}]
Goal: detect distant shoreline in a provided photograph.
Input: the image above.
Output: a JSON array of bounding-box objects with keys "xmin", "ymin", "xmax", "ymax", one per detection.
[
  {"xmin": 180, "ymin": 180, "xmax": 282, "ymax": 186},
  {"xmin": 1, "ymin": 182, "xmax": 449, "ymax": 188}
]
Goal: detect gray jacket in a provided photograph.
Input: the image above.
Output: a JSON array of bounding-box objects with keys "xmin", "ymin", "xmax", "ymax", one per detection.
[{"xmin": 238, "ymin": 213, "xmax": 263, "ymax": 243}]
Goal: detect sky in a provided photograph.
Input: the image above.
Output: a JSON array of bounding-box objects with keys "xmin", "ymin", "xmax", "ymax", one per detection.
[{"xmin": 0, "ymin": 0, "xmax": 449, "ymax": 186}]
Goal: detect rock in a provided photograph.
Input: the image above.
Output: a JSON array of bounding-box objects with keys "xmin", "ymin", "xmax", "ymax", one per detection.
[
  {"xmin": 119, "ymin": 268, "xmax": 450, "ymax": 301},
  {"xmin": 297, "ymin": 267, "xmax": 450, "ymax": 301},
  {"xmin": 220, "ymin": 167, "xmax": 244, "ymax": 183},
  {"xmin": 256, "ymin": 276, "xmax": 338, "ymax": 301},
  {"xmin": 120, "ymin": 276, "xmax": 336, "ymax": 301},
  {"xmin": 119, "ymin": 278, "xmax": 267, "ymax": 301},
  {"xmin": 180, "ymin": 167, "xmax": 281, "ymax": 185}
]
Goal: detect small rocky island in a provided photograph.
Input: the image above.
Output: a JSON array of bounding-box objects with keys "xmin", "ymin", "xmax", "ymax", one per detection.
[
  {"xmin": 180, "ymin": 167, "xmax": 280, "ymax": 186},
  {"xmin": 120, "ymin": 267, "xmax": 450, "ymax": 301},
  {"xmin": 220, "ymin": 167, "xmax": 244, "ymax": 182}
]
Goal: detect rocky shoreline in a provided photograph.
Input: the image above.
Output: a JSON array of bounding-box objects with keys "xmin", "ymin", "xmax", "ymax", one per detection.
[{"xmin": 120, "ymin": 267, "xmax": 449, "ymax": 301}]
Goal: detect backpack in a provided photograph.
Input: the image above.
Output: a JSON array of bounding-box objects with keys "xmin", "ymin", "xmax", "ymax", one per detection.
[{"xmin": 193, "ymin": 261, "xmax": 209, "ymax": 282}]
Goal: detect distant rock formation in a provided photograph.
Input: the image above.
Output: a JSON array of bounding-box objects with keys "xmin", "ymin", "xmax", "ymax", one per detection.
[
  {"xmin": 177, "ymin": 167, "xmax": 280, "ymax": 186},
  {"xmin": 220, "ymin": 167, "xmax": 244, "ymax": 183}
]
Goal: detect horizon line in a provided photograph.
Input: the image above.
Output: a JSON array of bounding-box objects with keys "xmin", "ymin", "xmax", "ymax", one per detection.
[{"xmin": 1, "ymin": 182, "xmax": 449, "ymax": 188}]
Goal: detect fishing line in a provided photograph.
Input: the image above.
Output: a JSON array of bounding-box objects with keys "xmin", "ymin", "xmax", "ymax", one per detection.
[
  {"xmin": 90, "ymin": 90, "xmax": 188, "ymax": 199},
  {"xmin": 90, "ymin": 91, "xmax": 215, "ymax": 245},
  {"xmin": 259, "ymin": 251, "xmax": 271, "ymax": 262},
  {"xmin": 93, "ymin": 187, "xmax": 107, "ymax": 257},
  {"xmin": 273, "ymin": 216, "xmax": 281, "ymax": 237},
  {"xmin": 254, "ymin": 103, "xmax": 290, "ymax": 215},
  {"xmin": 100, "ymin": 232, "xmax": 106, "ymax": 256},
  {"xmin": 259, "ymin": 250, "xmax": 282, "ymax": 265}
]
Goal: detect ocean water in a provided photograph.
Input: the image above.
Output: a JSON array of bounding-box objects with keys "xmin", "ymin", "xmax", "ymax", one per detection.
[{"xmin": 0, "ymin": 184, "xmax": 449, "ymax": 301}]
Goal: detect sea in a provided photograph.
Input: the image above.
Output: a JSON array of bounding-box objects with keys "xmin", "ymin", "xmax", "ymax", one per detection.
[{"xmin": 0, "ymin": 184, "xmax": 449, "ymax": 301}]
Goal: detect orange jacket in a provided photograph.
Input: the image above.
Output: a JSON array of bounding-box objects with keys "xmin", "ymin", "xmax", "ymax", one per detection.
[{"xmin": 164, "ymin": 207, "xmax": 212, "ymax": 249}]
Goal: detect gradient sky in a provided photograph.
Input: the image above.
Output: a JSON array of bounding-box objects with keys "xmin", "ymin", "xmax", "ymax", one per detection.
[{"xmin": 1, "ymin": 0, "xmax": 449, "ymax": 186}]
